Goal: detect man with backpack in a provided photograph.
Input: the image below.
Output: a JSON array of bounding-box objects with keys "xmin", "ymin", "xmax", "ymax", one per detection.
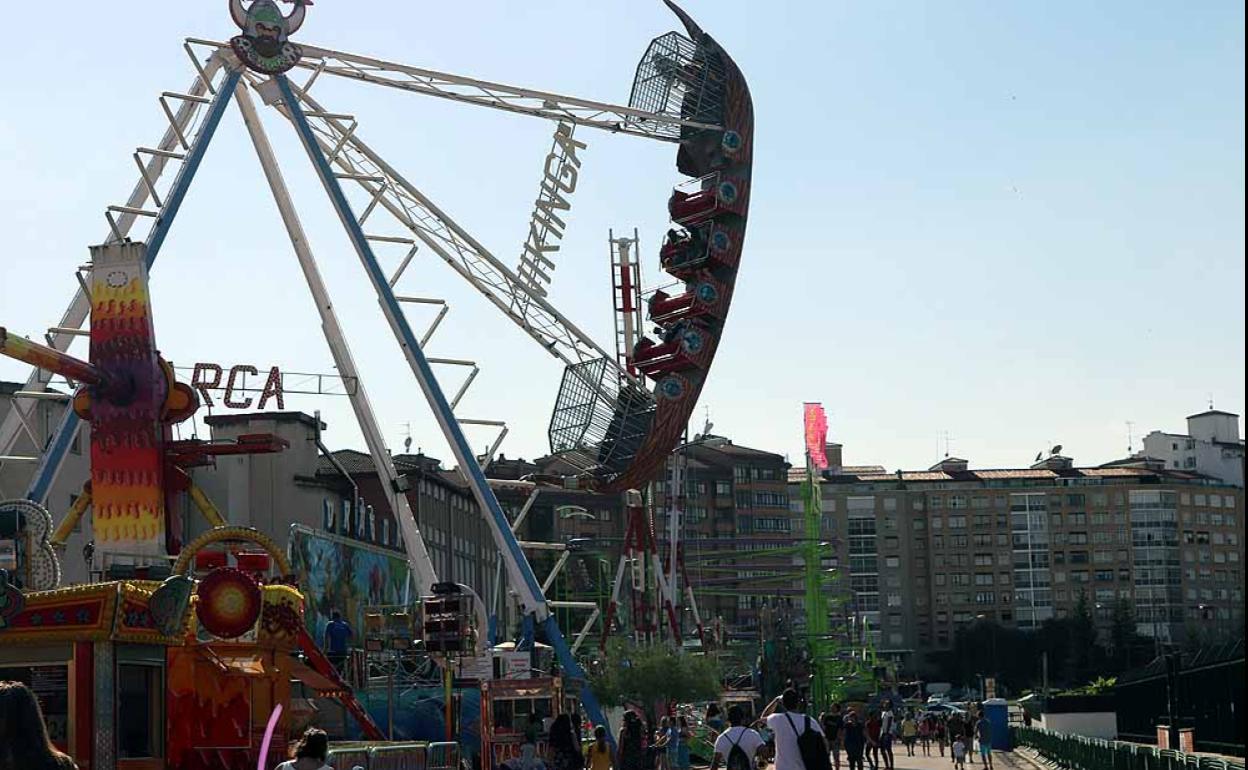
[
  {"xmin": 758, "ymin": 689, "xmax": 831, "ymax": 770},
  {"xmin": 711, "ymin": 706, "xmax": 765, "ymax": 770}
]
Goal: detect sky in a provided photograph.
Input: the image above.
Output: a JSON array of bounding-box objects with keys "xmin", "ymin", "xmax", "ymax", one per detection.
[{"xmin": 0, "ymin": 1, "xmax": 1243, "ymax": 474}]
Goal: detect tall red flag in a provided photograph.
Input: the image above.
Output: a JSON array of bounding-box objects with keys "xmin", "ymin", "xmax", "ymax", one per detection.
[{"xmin": 803, "ymin": 402, "xmax": 828, "ymax": 470}]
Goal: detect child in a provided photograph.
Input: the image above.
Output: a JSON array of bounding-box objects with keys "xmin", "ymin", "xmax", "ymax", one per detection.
[
  {"xmin": 952, "ymin": 737, "xmax": 967, "ymax": 770},
  {"xmin": 901, "ymin": 714, "xmax": 917, "ymax": 757}
]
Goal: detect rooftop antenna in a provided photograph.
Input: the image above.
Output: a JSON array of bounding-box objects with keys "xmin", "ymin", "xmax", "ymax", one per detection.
[
  {"xmin": 702, "ymin": 405, "xmax": 713, "ymax": 437},
  {"xmin": 402, "ymin": 421, "xmax": 412, "ymax": 454},
  {"xmin": 1209, "ymin": 393, "xmax": 1215, "ymax": 410},
  {"xmin": 1126, "ymin": 421, "xmax": 1135, "ymax": 454},
  {"xmin": 943, "ymin": 431, "xmax": 954, "ymax": 458}
]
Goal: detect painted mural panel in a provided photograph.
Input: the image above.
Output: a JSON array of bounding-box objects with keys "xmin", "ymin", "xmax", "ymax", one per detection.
[{"xmin": 287, "ymin": 524, "xmax": 412, "ymax": 639}]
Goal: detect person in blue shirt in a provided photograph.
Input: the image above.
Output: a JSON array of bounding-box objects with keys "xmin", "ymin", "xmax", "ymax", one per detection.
[{"xmin": 324, "ymin": 611, "xmax": 352, "ymax": 673}]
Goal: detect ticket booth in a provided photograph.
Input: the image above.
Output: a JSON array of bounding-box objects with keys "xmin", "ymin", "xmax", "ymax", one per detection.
[{"xmin": 0, "ymin": 528, "xmax": 326, "ymax": 770}]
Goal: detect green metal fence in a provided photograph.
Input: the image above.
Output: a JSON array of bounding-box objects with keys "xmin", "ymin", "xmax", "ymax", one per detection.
[{"xmin": 1012, "ymin": 728, "xmax": 1245, "ymax": 770}]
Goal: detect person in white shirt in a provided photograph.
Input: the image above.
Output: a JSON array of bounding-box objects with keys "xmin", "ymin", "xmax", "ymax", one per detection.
[
  {"xmin": 757, "ymin": 689, "xmax": 825, "ymax": 770},
  {"xmin": 711, "ymin": 706, "xmax": 766, "ymax": 770}
]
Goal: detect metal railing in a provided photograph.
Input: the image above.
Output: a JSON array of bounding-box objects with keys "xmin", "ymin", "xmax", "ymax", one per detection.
[
  {"xmin": 1012, "ymin": 728, "xmax": 1245, "ymax": 770},
  {"xmin": 325, "ymin": 741, "xmax": 454, "ymax": 770}
]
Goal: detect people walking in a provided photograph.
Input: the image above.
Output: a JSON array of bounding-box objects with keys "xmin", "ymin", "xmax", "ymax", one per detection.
[
  {"xmin": 674, "ymin": 716, "xmax": 693, "ymax": 770},
  {"xmin": 974, "ymin": 709, "xmax": 994, "ymax": 770},
  {"xmin": 877, "ymin": 701, "xmax": 895, "ymax": 770},
  {"xmin": 551, "ymin": 714, "xmax": 584, "ymax": 770},
  {"xmin": 759, "ymin": 689, "xmax": 827, "ymax": 770},
  {"xmin": 946, "ymin": 713, "xmax": 964, "ymax": 764},
  {"xmin": 864, "ymin": 711, "xmax": 880, "ymax": 770},
  {"xmin": 951, "ymin": 736, "xmax": 966, "ymax": 770},
  {"xmin": 587, "ymin": 726, "xmax": 615, "ymax": 770},
  {"xmin": 711, "ymin": 705, "xmax": 765, "ymax": 770},
  {"xmin": 654, "ymin": 716, "xmax": 672, "ymax": 770},
  {"xmin": 841, "ymin": 707, "xmax": 867, "ymax": 770},
  {"xmin": 820, "ymin": 703, "xmax": 844, "ymax": 770},
  {"xmin": 323, "ymin": 610, "xmax": 353, "ymax": 674},
  {"xmin": 618, "ymin": 712, "xmax": 646, "ymax": 770},
  {"xmin": 962, "ymin": 711, "xmax": 977, "ymax": 766},
  {"xmin": 900, "ymin": 713, "xmax": 917, "ymax": 757},
  {"xmin": 0, "ymin": 681, "xmax": 78, "ymax": 770}
]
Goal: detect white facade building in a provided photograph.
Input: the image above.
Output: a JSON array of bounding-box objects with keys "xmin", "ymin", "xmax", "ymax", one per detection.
[{"xmin": 1142, "ymin": 409, "xmax": 1244, "ymax": 487}]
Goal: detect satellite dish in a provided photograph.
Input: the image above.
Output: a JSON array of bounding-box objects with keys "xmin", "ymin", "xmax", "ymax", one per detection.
[
  {"xmin": 404, "ymin": 436, "xmax": 413, "ymax": 453},
  {"xmin": 1051, "ymin": 445, "xmax": 1062, "ymax": 455}
]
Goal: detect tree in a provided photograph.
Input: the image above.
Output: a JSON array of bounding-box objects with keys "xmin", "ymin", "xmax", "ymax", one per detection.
[
  {"xmin": 1108, "ymin": 599, "xmax": 1153, "ymax": 673},
  {"xmin": 1067, "ymin": 590, "xmax": 1099, "ymax": 684},
  {"xmin": 588, "ymin": 640, "xmax": 721, "ymax": 725}
]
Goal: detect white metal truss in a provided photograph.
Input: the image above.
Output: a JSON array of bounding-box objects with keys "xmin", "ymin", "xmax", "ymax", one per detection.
[
  {"xmin": 232, "ymin": 81, "xmax": 439, "ymax": 596},
  {"xmin": 247, "ymin": 72, "xmax": 636, "ymax": 394},
  {"xmin": 188, "ymin": 39, "xmax": 717, "ymax": 142},
  {"xmin": 0, "ymin": 46, "xmax": 231, "ymax": 477},
  {"xmin": 242, "ymin": 71, "xmax": 513, "ymax": 465}
]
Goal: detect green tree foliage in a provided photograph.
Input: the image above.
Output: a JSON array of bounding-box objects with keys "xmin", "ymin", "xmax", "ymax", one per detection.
[
  {"xmin": 1057, "ymin": 675, "xmax": 1117, "ymax": 696},
  {"xmin": 928, "ymin": 604, "xmax": 1152, "ymax": 694},
  {"xmin": 587, "ymin": 640, "xmax": 721, "ymax": 723}
]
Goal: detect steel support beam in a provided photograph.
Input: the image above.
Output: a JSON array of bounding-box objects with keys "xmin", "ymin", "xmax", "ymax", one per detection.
[
  {"xmin": 277, "ymin": 73, "xmax": 611, "ymax": 740},
  {"xmin": 233, "ymin": 78, "xmax": 438, "ymax": 595},
  {"xmin": 188, "ymin": 38, "xmax": 717, "ymax": 140}
]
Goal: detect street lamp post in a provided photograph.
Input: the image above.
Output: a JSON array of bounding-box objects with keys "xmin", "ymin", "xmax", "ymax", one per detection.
[{"xmin": 976, "ymin": 614, "xmax": 998, "ymax": 697}]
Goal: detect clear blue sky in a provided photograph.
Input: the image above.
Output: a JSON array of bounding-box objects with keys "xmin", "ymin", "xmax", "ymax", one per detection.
[{"xmin": 1, "ymin": 1, "xmax": 1242, "ymax": 473}]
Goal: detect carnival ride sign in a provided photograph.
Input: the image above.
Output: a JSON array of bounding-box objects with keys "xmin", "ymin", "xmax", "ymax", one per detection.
[
  {"xmin": 191, "ymin": 363, "xmax": 286, "ymax": 409},
  {"xmin": 516, "ymin": 122, "xmax": 587, "ymax": 298}
]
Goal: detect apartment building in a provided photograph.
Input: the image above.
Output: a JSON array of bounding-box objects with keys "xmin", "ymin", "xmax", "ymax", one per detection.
[
  {"xmin": 1140, "ymin": 409, "xmax": 1244, "ymax": 487},
  {"xmin": 794, "ymin": 452, "xmax": 1245, "ymax": 669},
  {"xmin": 651, "ymin": 434, "xmax": 794, "ymax": 638}
]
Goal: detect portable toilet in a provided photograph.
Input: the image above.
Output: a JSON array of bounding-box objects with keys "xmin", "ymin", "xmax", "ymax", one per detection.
[{"xmin": 982, "ymin": 698, "xmax": 1010, "ymax": 750}]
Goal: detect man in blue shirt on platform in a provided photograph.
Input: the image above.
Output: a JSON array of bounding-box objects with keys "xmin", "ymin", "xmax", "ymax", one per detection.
[{"xmin": 324, "ymin": 610, "xmax": 353, "ymax": 674}]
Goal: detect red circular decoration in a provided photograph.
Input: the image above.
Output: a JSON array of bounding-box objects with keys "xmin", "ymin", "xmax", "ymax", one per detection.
[{"xmin": 196, "ymin": 567, "xmax": 261, "ymax": 639}]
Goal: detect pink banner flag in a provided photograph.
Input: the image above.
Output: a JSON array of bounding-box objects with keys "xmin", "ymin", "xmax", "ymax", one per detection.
[{"xmin": 803, "ymin": 402, "xmax": 828, "ymax": 470}]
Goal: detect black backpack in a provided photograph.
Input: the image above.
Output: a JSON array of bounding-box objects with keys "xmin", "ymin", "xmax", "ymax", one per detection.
[
  {"xmin": 726, "ymin": 729, "xmax": 753, "ymax": 770},
  {"xmin": 784, "ymin": 713, "xmax": 831, "ymax": 770}
]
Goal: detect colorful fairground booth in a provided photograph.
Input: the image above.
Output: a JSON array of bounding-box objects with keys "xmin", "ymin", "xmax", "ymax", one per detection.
[{"xmin": 0, "ymin": 525, "xmax": 370, "ymax": 770}]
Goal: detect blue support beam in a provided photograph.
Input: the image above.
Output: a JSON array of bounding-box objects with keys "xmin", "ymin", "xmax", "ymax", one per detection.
[
  {"xmin": 25, "ymin": 67, "xmax": 243, "ymax": 505},
  {"xmin": 276, "ymin": 74, "xmax": 614, "ymax": 744}
]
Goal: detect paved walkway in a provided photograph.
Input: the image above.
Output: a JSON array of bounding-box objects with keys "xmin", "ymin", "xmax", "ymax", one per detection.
[{"xmin": 801, "ymin": 748, "xmax": 1032, "ymax": 770}]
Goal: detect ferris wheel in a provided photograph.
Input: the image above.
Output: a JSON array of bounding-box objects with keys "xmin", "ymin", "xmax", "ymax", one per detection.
[{"xmin": 0, "ymin": 0, "xmax": 753, "ymax": 737}]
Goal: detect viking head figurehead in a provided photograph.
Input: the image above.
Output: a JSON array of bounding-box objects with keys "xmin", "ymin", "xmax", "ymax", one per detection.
[{"xmin": 229, "ymin": 0, "xmax": 309, "ymax": 74}]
